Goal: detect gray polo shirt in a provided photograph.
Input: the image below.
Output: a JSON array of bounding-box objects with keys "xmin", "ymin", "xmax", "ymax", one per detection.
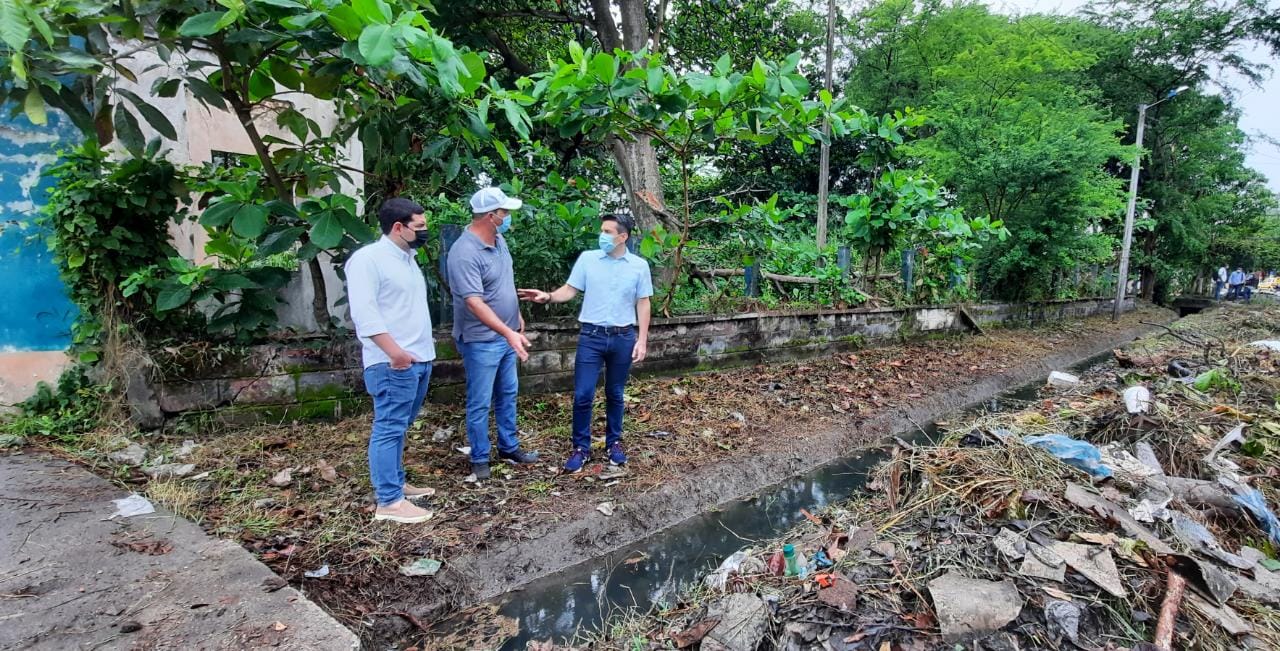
[{"xmin": 447, "ymin": 229, "xmax": 520, "ymax": 342}]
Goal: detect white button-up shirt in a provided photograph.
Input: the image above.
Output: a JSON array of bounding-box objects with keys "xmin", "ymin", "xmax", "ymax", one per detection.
[{"xmin": 344, "ymin": 236, "xmax": 436, "ymax": 368}]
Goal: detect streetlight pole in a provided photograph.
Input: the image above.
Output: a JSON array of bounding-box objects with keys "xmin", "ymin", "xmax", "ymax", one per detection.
[
  {"xmin": 1112, "ymin": 85, "xmax": 1189, "ymax": 322},
  {"xmin": 815, "ymin": 0, "xmax": 835, "ymax": 251}
]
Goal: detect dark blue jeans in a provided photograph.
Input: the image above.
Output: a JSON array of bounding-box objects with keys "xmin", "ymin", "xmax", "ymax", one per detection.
[
  {"xmin": 457, "ymin": 338, "xmax": 520, "ymax": 464},
  {"xmin": 363, "ymin": 362, "xmax": 432, "ymax": 506},
  {"xmin": 572, "ymin": 325, "xmax": 636, "ymax": 451}
]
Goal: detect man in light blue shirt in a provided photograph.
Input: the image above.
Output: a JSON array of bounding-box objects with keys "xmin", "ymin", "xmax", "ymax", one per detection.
[
  {"xmin": 519, "ymin": 213, "xmax": 653, "ymax": 472},
  {"xmin": 344, "ymin": 198, "xmax": 435, "ymax": 524},
  {"xmin": 1228, "ymin": 267, "xmax": 1245, "ymax": 300}
]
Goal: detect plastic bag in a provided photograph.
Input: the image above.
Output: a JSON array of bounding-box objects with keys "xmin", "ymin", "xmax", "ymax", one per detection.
[{"xmin": 1024, "ymin": 434, "xmax": 1113, "ymax": 479}]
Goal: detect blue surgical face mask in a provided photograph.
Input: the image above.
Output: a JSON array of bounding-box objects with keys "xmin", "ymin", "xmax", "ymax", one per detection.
[
  {"xmin": 598, "ymin": 232, "xmax": 619, "ymax": 253},
  {"xmin": 496, "ymin": 212, "xmax": 512, "ymax": 234}
]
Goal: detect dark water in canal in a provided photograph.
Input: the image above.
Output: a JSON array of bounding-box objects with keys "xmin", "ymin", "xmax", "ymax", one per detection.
[{"xmin": 495, "ymin": 353, "xmax": 1113, "ymax": 649}]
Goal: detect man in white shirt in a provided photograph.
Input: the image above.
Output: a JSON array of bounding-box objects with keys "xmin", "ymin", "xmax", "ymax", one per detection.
[
  {"xmin": 344, "ymin": 198, "xmax": 436, "ymax": 524},
  {"xmin": 1215, "ymin": 265, "xmax": 1228, "ymax": 300}
]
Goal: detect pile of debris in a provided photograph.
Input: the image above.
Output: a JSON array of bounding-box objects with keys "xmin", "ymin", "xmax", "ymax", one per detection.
[{"xmin": 584, "ymin": 305, "xmax": 1280, "ymax": 651}]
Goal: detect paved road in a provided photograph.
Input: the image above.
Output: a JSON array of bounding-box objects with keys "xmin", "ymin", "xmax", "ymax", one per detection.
[{"xmin": 0, "ymin": 450, "xmax": 358, "ymax": 651}]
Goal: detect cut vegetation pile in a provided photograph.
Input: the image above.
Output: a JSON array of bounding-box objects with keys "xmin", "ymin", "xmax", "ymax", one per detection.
[{"xmin": 582, "ymin": 304, "xmax": 1280, "ymax": 651}]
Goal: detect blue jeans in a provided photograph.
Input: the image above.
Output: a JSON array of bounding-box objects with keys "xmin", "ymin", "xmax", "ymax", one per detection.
[
  {"xmin": 458, "ymin": 338, "xmax": 519, "ymax": 463},
  {"xmin": 572, "ymin": 325, "xmax": 636, "ymax": 451},
  {"xmin": 363, "ymin": 362, "xmax": 432, "ymax": 507},
  {"xmin": 1214, "ymin": 280, "xmax": 1224, "ymax": 300}
]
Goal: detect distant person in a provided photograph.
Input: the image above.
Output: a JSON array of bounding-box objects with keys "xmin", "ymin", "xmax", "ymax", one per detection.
[
  {"xmin": 345, "ymin": 197, "xmax": 436, "ymax": 524},
  {"xmin": 1244, "ymin": 270, "xmax": 1261, "ymax": 302},
  {"xmin": 447, "ymin": 187, "xmax": 540, "ymax": 481},
  {"xmin": 1214, "ymin": 264, "xmax": 1228, "ymax": 300},
  {"xmin": 518, "ymin": 214, "xmax": 654, "ymax": 473},
  {"xmin": 1228, "ymin": 267, "xmax": 1245, "ymax": 300}
]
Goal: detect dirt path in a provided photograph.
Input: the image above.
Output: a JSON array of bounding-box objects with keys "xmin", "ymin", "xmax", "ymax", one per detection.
[{"xmin": 0, "ymin": 450, "xmax": 357, "ymax": 651}]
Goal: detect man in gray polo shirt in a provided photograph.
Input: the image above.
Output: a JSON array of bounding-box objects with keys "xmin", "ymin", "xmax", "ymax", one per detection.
[{"xmin": 447, "ymin": 187, "xmax": 540, "ymax": 480}]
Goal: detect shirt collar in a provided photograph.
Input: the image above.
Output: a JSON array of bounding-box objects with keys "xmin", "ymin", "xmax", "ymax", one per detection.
[
  {"xmin": 599, "ymin": 249, "xmax": 629, "ymax": 261},
  {"xmin": 379, "ymin": 235, "xmax": 414, "ymax": 262}
]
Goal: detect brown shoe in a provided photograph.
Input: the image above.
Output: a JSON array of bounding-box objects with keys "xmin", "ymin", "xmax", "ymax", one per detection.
[
  {"xmin": 373, "ymin": 499, "xmax": 433, "ymax": 524},
  {"xmin": 403, "ymin": 484, "xmax": 437, "ymax": 500}
]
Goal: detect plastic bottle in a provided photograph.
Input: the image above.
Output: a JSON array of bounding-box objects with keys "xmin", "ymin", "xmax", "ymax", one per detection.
[{"xmin": 783, "ymin": 544, "xmax": 803, "ymax": 577}]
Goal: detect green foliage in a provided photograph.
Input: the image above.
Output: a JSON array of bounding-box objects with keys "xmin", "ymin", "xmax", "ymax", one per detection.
[
  {"xmin": 8, "ymin": 365, "xmax": 106, "ymax": 443},
  {"xmin": 37, "ymin": 143, "xmax": 189, "ymax": 360}
]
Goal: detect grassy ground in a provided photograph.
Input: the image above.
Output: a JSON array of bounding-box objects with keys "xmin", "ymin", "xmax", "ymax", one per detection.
[
  {"xmin": 582, "ymin": 303, "xmax": 1280, "ymax": 651},
  {"xmin": 24, "ymin": 305, "xmax": 1168, "ymax": 645}
]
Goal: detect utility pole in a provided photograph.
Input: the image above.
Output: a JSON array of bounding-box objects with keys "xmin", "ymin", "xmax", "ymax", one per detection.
[
  {"xmin": 1113, "ymin": 104, "xmax": 1146, "ymax": 322},
  {"xmin": 815, "ymin": 0, "xmax": 835, "ymax": 251},
  {"xmin": 1113, "ymin": 85, "xmax": 1188, "ymax": 322}
]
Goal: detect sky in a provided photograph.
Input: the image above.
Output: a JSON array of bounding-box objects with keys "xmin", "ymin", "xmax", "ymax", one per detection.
[{"xmin": 984, "ymin": 0, "xmax": 1280, "ymax": 195}]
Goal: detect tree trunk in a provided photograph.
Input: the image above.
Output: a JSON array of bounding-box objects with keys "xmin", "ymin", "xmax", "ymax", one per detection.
[
  {"xmin": 610, "ymin": 135, "xmax": 667, "ymax": 233},
  {"xmin": 1140, "ymin": 230, "xmax": 1157, "ymax": 301},
  {"xmin": 592, "ymin": 0, "xmax": 668, "ymax": 235}
]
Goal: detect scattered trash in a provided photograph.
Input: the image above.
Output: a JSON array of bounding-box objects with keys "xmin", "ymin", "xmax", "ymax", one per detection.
[
  {"xmin": 1064, "ymin": 483, "xmax": 1174, "ymax": 553},
  {"xmin": 432, "ymin": 426, "xmax": 453, "ymax": 442},
  {"xmin": 1193, "ymin": 368, "xmax": 1239, "ymax": 395},
  {"xmin": 109, "ymin": 494, "xmax": 155, "ymax": 519},
  {"xmin": 671, "ymin": 617, "xmax": 720, "ymax": 648},
  {"xmin": 993, "ymin": 528, "xmax": 1027, "ymax": 559},
  {"xmin": 1168, "ymin": 555, "xmax": 1237, "ymax": 605},
  {"xmin": 272, "ymin": 621, "xmax": 288, "ymax": 632},
  {"xmin": 1050, "ymin": 541, "xmax": 1125, "ymax": 598},
  {"xmin": 143, "ymin": 463, "xmax": 196, "ymax": 479},
  {"xmin": 110, "ymin": 534, "xmax": 173, "ymax": 555},
  {"xmin": 1025, "ymin": 434, "xmax": 1113, "ymax": 478},
  {"xmin": 174, "ymin": 440, "xmax": 200, "ymax": 460},
  {"xmin": 928, "ymin": 572, "xmax": 1024, "ymax": 639},
  {"xmin": 1170, "ymin": 512, "xmax": 1251, "ymax": 569},
  {"xmin": 1019, "ymin": 543, "xmax": 1066, "ymax": 582},
  {"xmin": 783, "ymin": 543, "xmax": 807, "ymax": 577},
  {"xmin": 1205, "ymin": 423, "xmax": 1247, "ymax": 461},
  {"xmin": 1047, "ymin": 371, "xmax": 1080, "ymax": 388},
  {"xmin": 1247, "ymin": 340, "xmax": 1280, "ymax": 351},
  {"xmin": 268, "ymin": 468, "xmax": 294, "ymax": 487},
  {"xmin": 1044, "ymin": 599, "xmax": 1081, "ymax": 643},
  {"xmin": 463, "ymin": 473, "xmax": 479, "ymax": 484},
  {"xmin": 456, "ymin": 446, "xmax": 472, "ymax": 456},
  {"xmin": 596, "ymin": 502, "xmax": 615, "ymax": 516},
  {"xmin": 1123, "ymin": 385, "xmax": 1152, "ymax": 413},
  {"xmin": 399, "ymin": 558, "xmax": 442, "ymax": 577},
  {"xmin": 1187, "ymin": 593, "xmax": 1252, "ymax": 635},
  {"xmin": 704, "ymin": 551, "xmax": 749, "ymax": 592},
  {"xmin": 1167, "ymin": 359, "xmax": 1194, "ymax": 378},
  {"xmin": 1134, "ymin": 442, "xmax": 1164, "ymax": 475},
  {"xmin": 1129, "ymin": 496, "xmax": 1171, "ymax": 524},
  {"xmin": 647, "ymin": 430, "xmax": 673, "ymax": 438},
  {"xmin": 303, "ymin": 564, "xmax": 331, "ymax": 579},
  {"xmin": 108, "ymin": 442, "xmax": 147, "ymax": 466},
  {"xmin": 1229, "ymin": 486, "xmax": 1280, "ymax": 545},
  {"xmin": 1100, "ymin": 443, "xmax": 1160, "ymax": 482}
]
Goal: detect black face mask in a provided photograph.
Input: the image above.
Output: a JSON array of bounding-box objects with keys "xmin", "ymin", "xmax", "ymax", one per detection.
[{"xmin": 402, "ymin": 226, "xmax": 428, "ymax": 249}]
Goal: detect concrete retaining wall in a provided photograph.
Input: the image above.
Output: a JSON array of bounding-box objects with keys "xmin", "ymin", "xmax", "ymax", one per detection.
[{"xmin": 128, "ymin": 297, "xmax": 1132, "ymax": 427}]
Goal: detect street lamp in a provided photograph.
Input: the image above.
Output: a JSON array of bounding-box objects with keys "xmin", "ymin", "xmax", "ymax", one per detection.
[{"xmin": 1113, "ymin": 85, "xmax": 1190, "ymax": 321}]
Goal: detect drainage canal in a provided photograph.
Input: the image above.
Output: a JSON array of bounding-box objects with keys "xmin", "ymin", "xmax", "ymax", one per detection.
[{"xmin": 495, "ymin": 352, "xmax": 1114, "ymax": 649}]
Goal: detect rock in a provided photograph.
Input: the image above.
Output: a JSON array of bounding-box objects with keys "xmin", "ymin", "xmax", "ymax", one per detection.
[
  {"xmin": 871, "ymin": 541, "xmax": 896, "ymax": 559},
  {"xmin": 596, "ymin": 502, "xmax": 615, "ymax": 516},
  {"xmin": 928, "ymin": 571, "xmax": 1024, "ymax": 640},
  {"xmin": 399, "ymin": 558, "xmax": 442, "ymax": 577},
  {"xmin": 702, "ymin": 593, "xmax": 768, "ymax": 651},
  {"xmin": 109, "ymin": 442, "xmax": 147, "ymax": 466},
  {"xmin": 268, "ymin": 468, "xmax": 294, "ymax": 487},
  {"xmin": 1019, "ymin": 543, "xmax": 1066, "ymax": 582},
  {"xmin": 432, "ymin": 427, "xmax": 453, "ymax": 443},
  {"xmin": 993, "ymin": 528, "xmax": 1027, "ymax": 560},
  {"xmin": 1047, "ymin": 371, "xmax": 1080, "ymax": 388},
  {"xmin": 143, "ymin": 463, "xmax": 195, "ymax": 479},
  {"xmin": 816, "ymin": 576, "xmax": 858, "ymax": 611},
  {"xmin": 252, "ymin": 498, "xmax": 278, "ymax": 509}
]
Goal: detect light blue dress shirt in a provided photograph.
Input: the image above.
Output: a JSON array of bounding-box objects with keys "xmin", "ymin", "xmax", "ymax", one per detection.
[
  {"xmin": 344, "ymin": 236, "xmax": 436, "ymax": 368},
  {"xmin": 567, "ymin": 250, "xmax": 654, "ymax": 326}
]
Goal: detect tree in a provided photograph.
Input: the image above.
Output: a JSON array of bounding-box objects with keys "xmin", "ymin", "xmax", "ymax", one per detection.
[{"xmin": 1, "ymin": 0, "xmax": 525, "ymax": 332}]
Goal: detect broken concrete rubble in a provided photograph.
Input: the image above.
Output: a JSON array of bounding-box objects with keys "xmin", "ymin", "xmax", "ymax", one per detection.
[
  {"xmin": 701, "ymin": 593, "xmax": 768, "ymax": 651},
  {"xmin": 928, "ymin": 572, "xmax": 1024, "ymax": 639}
]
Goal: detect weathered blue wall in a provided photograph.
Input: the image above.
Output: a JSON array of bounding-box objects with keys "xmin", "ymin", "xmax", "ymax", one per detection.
[{"xmin": 0, "ymin": 112, "xmax": 78, "ymax": 352}]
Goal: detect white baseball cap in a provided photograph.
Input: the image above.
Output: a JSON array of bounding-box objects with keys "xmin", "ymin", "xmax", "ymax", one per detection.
[{"xmin": 469, "ymin": 187, "xmax": 523, "ymax": 214}]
